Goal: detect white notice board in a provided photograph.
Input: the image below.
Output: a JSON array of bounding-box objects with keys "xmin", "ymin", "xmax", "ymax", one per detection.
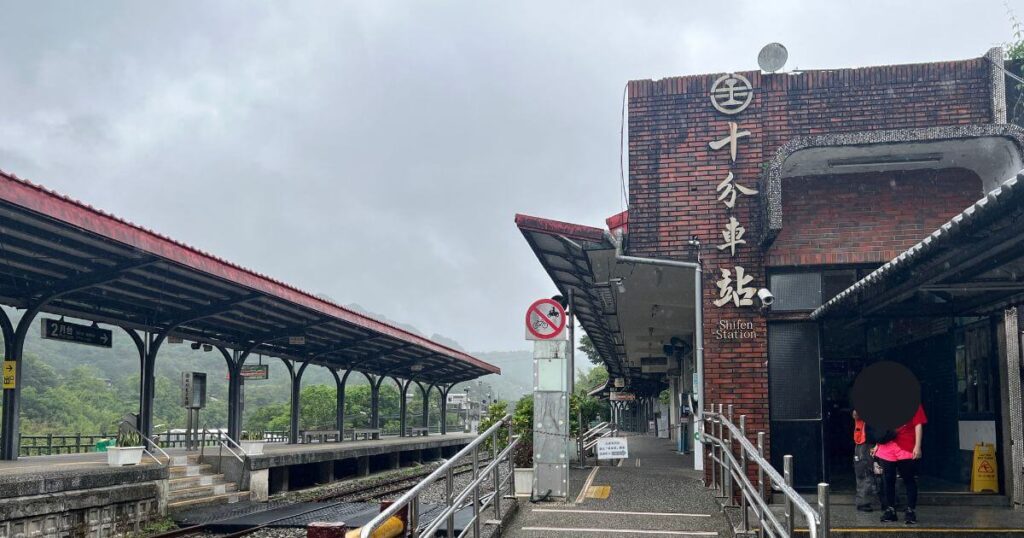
[{"xmin": 596, "ymin": 437, "xmax": 629, "ymax": 460}]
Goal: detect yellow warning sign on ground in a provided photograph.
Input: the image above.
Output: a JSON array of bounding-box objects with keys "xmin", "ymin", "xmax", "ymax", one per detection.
[
  {"xmin": 2, "ymin": 361, "xmax": 15, "ymax": 389},
  {"xmin": 971, "ymin": 442, "xmax": 998, "ymax": 493}
]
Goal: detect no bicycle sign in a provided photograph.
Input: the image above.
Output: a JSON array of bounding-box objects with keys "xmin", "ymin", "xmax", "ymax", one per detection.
[{"xmin": 525, "ymin": 298, "xmax": 567, "ymax": 340}]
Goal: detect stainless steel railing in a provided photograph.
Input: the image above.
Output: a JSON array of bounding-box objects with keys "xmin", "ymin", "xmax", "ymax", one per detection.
[
  {"xmin": 359, "ymin": 414, "xmax": 519, "ymax": 538},
  {"xmin": 701, "ymin": 403, "xmax": 830, "ymax": 538},
  {"xmin": 119, "ymin": 420, "xmax": 170, "ymax": 466},
  {"xmin": 199, "ymin": 427, "xmax": 246, "ymax": 464},
  {"xmin": 577, "ymin": 421, "xmax": 617, "ymax": 468}
]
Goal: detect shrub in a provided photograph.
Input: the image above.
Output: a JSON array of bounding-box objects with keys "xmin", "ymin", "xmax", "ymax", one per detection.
[
  {"xmin": 511, "ymin": 395, "xmax": 534, "ymax": 467},
  {"xmin": 477, "ymin": 401, "xmax": 510, "ymax": 453},
  {"xmin": 116, "ymin": 430, "xmax": 142, "ymax": 447},
  {"xmin": 241, "ymin": 429, "xmax": 264, "ymax": 441}
]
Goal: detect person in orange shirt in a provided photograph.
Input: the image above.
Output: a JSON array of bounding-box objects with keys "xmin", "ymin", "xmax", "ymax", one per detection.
[{"xmin": 852, "ymin": 409, "xmax": 879, "ymax": 512}]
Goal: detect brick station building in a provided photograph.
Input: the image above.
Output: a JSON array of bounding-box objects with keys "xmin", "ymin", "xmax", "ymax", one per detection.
[{"xmin": 518, "ymin": 47, "xmax": 1024, "ymax": 502}]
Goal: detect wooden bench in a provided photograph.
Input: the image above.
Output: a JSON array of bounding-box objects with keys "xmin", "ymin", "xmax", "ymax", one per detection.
[
  {"xmin": 301, "ymin": 429, "xmax": 341, "ymax": 444},
  {"xmin": 351, "ymin": 428, "xmax": 381, "ymax": 441},
  {"xmin": 407, "ymin": 427, "xmax": 429, "ymax": 437}
]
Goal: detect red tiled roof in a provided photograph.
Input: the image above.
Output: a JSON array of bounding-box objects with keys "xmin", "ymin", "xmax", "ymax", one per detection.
[
  {"xmin": 0, "ymin": 168, "xmax": 497, "ymax": 374},
  {"xmin": 514, "ymin": 213, "xmax": 607, "ymax": 243}
]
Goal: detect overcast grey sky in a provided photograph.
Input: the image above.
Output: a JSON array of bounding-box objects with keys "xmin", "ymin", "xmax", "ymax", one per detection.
[{"xmin": 0, "ymin": 1, "xmax": 1015, "ymax": 352}]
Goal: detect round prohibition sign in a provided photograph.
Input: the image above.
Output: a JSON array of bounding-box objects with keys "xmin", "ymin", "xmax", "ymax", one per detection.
[{"xmin": 525, "ymin": 298, "xmax": 567, "ymax": 339}]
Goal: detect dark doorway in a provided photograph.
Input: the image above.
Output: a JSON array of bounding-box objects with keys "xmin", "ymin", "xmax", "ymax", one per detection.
[{"xmin": 819, "ymin": 317, "xmax": 1004, "ymax": 494}]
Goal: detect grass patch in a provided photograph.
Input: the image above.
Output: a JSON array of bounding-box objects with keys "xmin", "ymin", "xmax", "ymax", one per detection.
[{"xmin": 133, "ymin": 517, "xmax": 177, "ymax": 537}]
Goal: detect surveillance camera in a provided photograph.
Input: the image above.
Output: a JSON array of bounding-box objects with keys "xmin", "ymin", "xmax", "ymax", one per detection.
[{"xmin": 757, "ymin": 288, "xmax": 774, "ymax": 308}]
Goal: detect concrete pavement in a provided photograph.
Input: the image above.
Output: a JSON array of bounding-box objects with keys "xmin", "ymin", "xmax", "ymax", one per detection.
[{"xmin": 505, "ymin": 434, "xmax": 732, "ymax": 537}]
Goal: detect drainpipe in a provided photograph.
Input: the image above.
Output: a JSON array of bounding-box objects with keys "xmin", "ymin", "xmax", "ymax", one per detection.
[{"xmin": 605, "ymin": 231, "xmax": 705, "ymax": 471}]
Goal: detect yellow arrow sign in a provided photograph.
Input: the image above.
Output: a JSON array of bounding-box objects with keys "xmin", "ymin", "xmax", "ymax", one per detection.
[{"xmin": 2, "ymin": 361, "xmax": 15, "ymax": 389}]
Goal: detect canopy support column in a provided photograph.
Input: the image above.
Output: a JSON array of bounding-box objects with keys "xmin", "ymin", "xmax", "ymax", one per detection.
[
  {"xmin": 121, "ymin": 328, "xmax": 146, "ymax": 430},
  {"xmin": 234, "ymin": 345, "xmax": 266, "ymax": 442},
  {"xmin": 140, "ymin": 332, "xmax": 173, "ymax": 446},
  {"xmin": 420, "ymin": 383, "xmax": 431, "ymax": 429},
  {"xmin": 332, "ymin": 369, "xmax": 348, "ymax": 438},
  {"xmin": 217, "ymin": 347, "xmax": 241, "ymax": 442},
  {"xmin": 287, "ymin": 360, "xmax": 308, "ymax": 444},
  {"xmin": 1003, "ymin": 307, "xmax": 1024, "ymax": 507},
  {"xmin": 440, "ymin": 385, "xmax": 452, "ymax": 435},
  {"xmin": 399, "ymin": 379, "xmax": 414, "ymax": 437},
  {"xmin": 0, "ymin": 307, "xmax": 24, "ymax": 461},
  {"xmin": 370, "ymin": 375, "xmax": 385, "ymax": 430}
]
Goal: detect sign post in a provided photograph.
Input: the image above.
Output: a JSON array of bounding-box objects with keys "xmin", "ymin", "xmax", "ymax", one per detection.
[
  {"xmin": 181, "ymin": 372, "xmax": 207, "ymax": 451},
  {"xmin": 526, "ymin": 298, "xmax": 569, "ymax": 500}
]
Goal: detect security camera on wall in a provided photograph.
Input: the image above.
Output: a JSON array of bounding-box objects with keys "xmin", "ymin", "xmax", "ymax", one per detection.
[{"xmin": 757, "ymin": 288, "xmax": 774, "ymax": 310}]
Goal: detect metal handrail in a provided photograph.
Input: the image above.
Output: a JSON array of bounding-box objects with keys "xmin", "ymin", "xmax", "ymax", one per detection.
[
  {"xmin": 581, "ymin": 421, "xmax": 610, "ymax": 442},
  {"xmin": 577, "ymin": 421, "xmax": 616, "ymax": 468},
  {"xmin": 218, "ymin": 431, "xmax": 247, "ymax": 461},
  {"xmin": 199, "ymin": 426, "xmax": 245, "ymax": 464},
  {"xmin": 359, "ymin": 414, "xmax": 518, "ymax": 538},
  {"xmin": 584, "ymin": 426, "xmax": 615, "ymax": 451},
  {"xmin": 119, "ymin": 420, "xmax": 170, "ymax": 466},
  {"xmin": 701, "ymin": 404, "xmax": 829, "ymax": 538}
]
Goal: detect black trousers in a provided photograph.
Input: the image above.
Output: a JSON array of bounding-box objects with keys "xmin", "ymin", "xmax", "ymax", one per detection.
[{"xmin": 879, "ymin": 458, "xmax": 918, "ymax": 510}]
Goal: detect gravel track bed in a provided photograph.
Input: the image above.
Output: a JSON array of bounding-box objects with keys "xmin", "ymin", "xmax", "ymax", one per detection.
[
  {"xmin": 191, "ymin": 465, "xmax": 513, "ymax": 538},
  {"xmin": 171, "ymin": 456, "xmax": 510, "ymax": 538},
  {"xmin": 416, "ymin": 464, "xmax": 512, "ymax": 505},
  {"xmin": 231, "ymin": 529, "xmax": 305, "ymax": 538}
]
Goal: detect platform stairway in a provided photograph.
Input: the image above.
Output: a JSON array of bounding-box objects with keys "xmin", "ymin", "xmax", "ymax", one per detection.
[{"xmin": 167, "ymin": 454, "xmax": 249, "ymax": 512}]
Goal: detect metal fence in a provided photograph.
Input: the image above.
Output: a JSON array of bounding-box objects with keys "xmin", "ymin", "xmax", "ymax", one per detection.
[
  {"xmin": 701, "ymin": 403, "xmax": 830, "ymax": 538},
  {"xmin": 12, "ymin": 421, "xmax": 451, "ymax": 455},
  {"xmin": 359, "ymin": 413, "xmax": 518, "ymax": 538},
  {"xmin": 17, "ymin": 434, "xmax": 111, "ymax": 456},
  {"xmin": 12, "ymin": 429, "xmax": 287, "ymax": 455}
]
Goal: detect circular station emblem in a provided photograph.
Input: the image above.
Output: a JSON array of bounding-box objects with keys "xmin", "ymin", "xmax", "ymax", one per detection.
[
  {"xmin": 709, "ymin": 72, "xmax": 753, "ymax": 115},
  {"xmin": 525, "ymin": 298, "xmax": 567, "ymax": 340}
]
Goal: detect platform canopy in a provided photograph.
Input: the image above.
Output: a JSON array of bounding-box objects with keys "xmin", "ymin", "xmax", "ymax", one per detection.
[
  {"xmin": 516, "ymin": 214, "xmax": 695, "ymax": 396},
  {"xmin": 812, "ymin": 172, "xmax": 1024, "ymax": 320},
  {"xmin": 0, "ymin": 170, "xmax": 498, "ymax": 383}
]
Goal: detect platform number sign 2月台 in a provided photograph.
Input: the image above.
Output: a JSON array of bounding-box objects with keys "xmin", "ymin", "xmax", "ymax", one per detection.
[{"xmin": 525, "ymin": 298, "xmax": 567, "ymax": 340}]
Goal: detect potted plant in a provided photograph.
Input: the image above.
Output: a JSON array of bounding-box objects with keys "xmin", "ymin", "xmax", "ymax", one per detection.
[
  {"xmin": 513, "ymin": 438, "xmax": 535, "ymax": 496},
  {"xmin": 241, "ymin": 429, "xmax": 264, "ymax": 455},
  {"xmin": 511, "ymin": 395, "xmax": 534, "ymax": 496},
  {"xmin": 107, "ymin": 430, "xmax": 144, "ymax": 467}
]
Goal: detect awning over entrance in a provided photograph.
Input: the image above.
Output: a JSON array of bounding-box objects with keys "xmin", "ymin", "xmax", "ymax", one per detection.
[
  {"xmin": 812, "ymin": 172, "xmax": 1024, "ymax": 320},
  {"xmin": 516, "ymin": 214, "xmax": 696, "ymax": 396},
  {"xmin": 0, "ymin": 170, "xmax": 498, "ymax": 383}
]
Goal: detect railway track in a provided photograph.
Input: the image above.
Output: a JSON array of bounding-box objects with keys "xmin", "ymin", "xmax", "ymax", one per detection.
[
  {"xmin": 149, "ymin": 460, "xmax": 487, "ymax": 538},
  {"xmin": 316, "ymin": 463, "xmax": 477, "ymax": 503},
  {"xmin": 149, "ymin": 501, "xmax": 349, "ymax": 538}
]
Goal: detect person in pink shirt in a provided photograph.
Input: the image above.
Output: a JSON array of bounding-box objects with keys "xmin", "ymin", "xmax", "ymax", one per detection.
[{"xmin": 871, "ymin": 404, "xmax": 926, "ymax": 525}]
